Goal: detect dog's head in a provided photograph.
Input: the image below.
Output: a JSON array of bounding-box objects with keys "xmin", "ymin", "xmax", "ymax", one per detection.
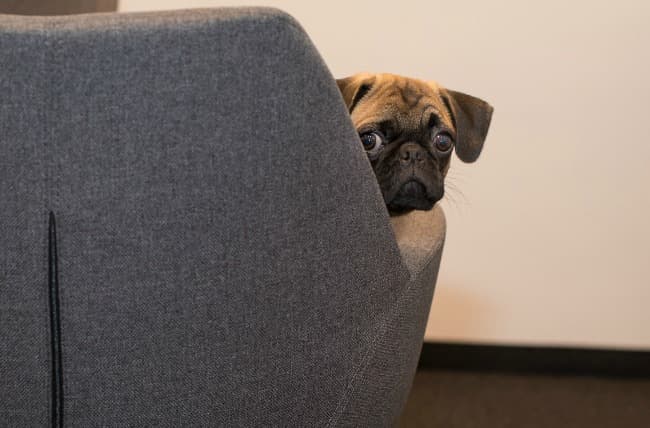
[{"xmin": 337, "ymin": 73, "xmax": 493, "ymax": 213}]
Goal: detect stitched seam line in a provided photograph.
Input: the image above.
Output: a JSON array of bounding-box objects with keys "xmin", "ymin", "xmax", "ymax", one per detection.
[
  {"xmin": 405, "ymin": 237, "xmax": 445, "ymax": 281},
  {"xmin": 48, "ymin": 212, "xmax": 64, "ymax": 428},
  {"xmin": 325, "ymin": 250, "xmax": 440, "ymax": 427}
]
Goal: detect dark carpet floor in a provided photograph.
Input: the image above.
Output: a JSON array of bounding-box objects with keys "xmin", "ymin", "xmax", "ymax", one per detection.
[{"xmin": 400, "ymin": 370, "xmax": 650, "ymax": 427}]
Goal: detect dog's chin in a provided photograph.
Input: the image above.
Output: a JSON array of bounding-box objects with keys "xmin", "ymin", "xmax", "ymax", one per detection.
[{"xmin": 386, "ymin": 180, "xmax": 439, "ymax": 213}]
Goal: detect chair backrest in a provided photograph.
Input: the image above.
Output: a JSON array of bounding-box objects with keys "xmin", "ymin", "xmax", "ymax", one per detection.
[{"xmin": 0, "ymin": 8, "xmax": 410, "ymax": 426}]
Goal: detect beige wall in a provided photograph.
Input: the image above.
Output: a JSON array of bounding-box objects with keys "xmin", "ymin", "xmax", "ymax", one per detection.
[{"xmin": 119, "ymin": 0, "xmax": 650, "ymax": 350}]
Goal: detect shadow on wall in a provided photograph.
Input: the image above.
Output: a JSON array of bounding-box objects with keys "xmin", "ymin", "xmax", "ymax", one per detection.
[
  {"xmin": 0, "ymin": 0, "xmax": 117, "ymax": 15},
  {"xmin": 426, "ymin": 284, "xmax": 492, "ymax": 341}
]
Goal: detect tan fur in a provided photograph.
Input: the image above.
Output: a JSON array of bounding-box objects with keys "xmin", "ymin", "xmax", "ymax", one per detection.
[{"xmin": 336, "ymin": 72, "xmax": 493, "ymax": 211}]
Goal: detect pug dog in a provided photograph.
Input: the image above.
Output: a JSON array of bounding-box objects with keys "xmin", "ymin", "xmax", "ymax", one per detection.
[{"xmin": 337, "ymin": 73, "xmax": 493, "ymax": 213}]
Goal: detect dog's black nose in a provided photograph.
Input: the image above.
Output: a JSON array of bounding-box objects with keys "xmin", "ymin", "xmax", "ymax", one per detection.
[{"xmin": 399, "ymin": 143, "xmax": 426, "ymax": 164}]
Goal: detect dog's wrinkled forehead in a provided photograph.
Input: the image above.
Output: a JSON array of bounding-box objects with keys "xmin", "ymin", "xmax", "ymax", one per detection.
[
  {"xmin": 338, "ymin": 72, "xmax": 493, "ymax": 163},
  {"xmin": 350, "ymin": 75, "xmax": 454, "ymax": 133}
]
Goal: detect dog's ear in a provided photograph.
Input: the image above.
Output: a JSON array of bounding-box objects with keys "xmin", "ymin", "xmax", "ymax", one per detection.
[
  {"xmin": 336, "ymin": 73, "xmax": 376, "ymax": 113},
  {"xmin": 441, "ymin": 88, "xmax": 493, "ymax": 163}
]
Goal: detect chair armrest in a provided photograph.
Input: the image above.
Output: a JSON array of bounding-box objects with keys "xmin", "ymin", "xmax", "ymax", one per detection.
[
  {"xmin": 391, "ymin": 205, "xmax": 446, "ymax": 279},
  {"xmin": 329, "ymin": 207, "xmax": 446, "ymax": 426}
]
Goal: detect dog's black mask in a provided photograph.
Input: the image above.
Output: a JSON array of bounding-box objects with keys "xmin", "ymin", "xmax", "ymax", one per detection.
[
  {"xmin": 337, "ymin": 74, "xmax": 493, "ymax": 214},
  {"xmin": 364, "ymin": 128, "xmax": 448, "ymax": 213}
]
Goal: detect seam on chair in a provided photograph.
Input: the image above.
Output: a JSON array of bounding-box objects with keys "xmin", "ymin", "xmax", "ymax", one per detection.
[
  {"xmin": 324, "ymin": 250, "xmax": 440, "ymax": 427},
  {"xmin": 403, "ymin": 237, "xmax": 445, "ymax": 281},
  {"xmin": 48, "ymin": 212, "xmax": 64, "ymax": 428},
  {"xmin": 44, "ymin": 25, "xmax": 64, "ymax": 428}
]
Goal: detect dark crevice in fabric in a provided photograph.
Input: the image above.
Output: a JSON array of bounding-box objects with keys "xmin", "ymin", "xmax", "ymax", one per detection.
[{"xmin": 48, "ymin": 212, "xmax": 64, "ymax": 428}]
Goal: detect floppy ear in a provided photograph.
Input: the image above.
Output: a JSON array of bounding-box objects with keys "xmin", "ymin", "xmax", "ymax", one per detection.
[
  {"xmin": 336, "ymin": 73, "xmax": 376, "ymax": 113},
  {"xmin": 442, "ymin": 89, "xmax": 493, "ymax": 163}
]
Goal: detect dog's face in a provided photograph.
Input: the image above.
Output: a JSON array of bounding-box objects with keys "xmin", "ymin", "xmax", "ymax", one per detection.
[{"xmin": 337, "ymin": 73, "xmax": 493, "ymax": 213}]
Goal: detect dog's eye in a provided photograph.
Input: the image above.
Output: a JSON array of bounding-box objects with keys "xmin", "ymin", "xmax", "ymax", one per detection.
[
  {"xmin": 359, "ymin": 131, "xmax": 385, "ymax": 152},
  {"xmin": 434, "ymin": 133, "xmax": 454, "ymax": 153}
]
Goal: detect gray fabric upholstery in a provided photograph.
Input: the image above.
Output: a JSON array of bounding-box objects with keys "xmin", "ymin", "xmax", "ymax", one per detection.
[
  {"xmin": 0, "ymin": 8, "xmax": 445, "ymax": 427},
  {"xmin": 334, "ymin": 208, "xmax": 446, "ymax": 427}
]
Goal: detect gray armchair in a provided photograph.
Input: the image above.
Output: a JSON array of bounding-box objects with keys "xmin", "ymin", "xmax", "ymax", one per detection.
[{"xmin": 0, "ymin": 8, "xmax": 445, "ymax": 427}]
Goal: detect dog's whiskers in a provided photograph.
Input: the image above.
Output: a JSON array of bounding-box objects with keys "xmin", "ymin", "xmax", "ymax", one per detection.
[
  {"xmin": 441, "ymin": 178, "xmax": 469, "ymax": 213},
  {"xmin": 445, "ymin": 168, "xmax": 469, "ymax": 185}
]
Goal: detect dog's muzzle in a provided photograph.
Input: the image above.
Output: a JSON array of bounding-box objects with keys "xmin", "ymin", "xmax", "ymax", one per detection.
[
  {"xmin": 387, "ymin": 177, "xmax": 442, "ymax": 212},
  {"xmin": 399, "ymin": 180, "xmax": 427, "ymax": 198}
]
